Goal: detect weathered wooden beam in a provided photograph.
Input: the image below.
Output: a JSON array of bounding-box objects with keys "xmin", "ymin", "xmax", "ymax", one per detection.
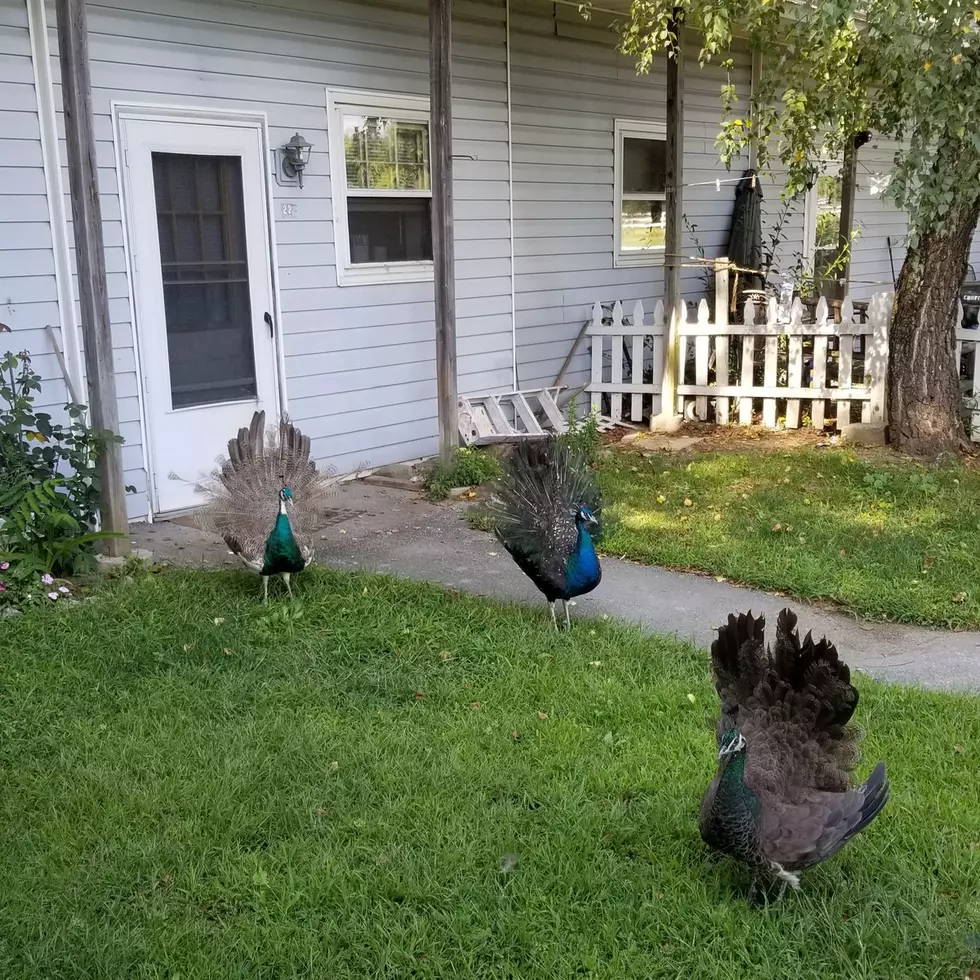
[
  {"xmin": 654, "ymin": 12, "xmax": 684, "ymax": 428},
  {"xmin": 429, "ymin": 0, "xmax": 458, "ymax": 465},
  {"xmin": 835, "ymin": 132, "xmax": 862, "ymax": 300},
  {"xmin": 748, "ymin": 49, "xmax": 762, "ymax": 171},
  {"xmin": 55, "ymin": 0, "xmax": 129, "ymax": 553}
]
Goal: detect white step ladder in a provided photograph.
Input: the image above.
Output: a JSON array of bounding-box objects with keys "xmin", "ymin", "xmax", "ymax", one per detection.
[{"xmin": 458, "ymin": 387, "xmax": 568, "ymax": 446}]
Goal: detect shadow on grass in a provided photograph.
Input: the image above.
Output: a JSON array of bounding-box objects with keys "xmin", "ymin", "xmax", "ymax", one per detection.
[{"xmin": 599, "ymin": 447, "xmax": 980, "ymax": 628}]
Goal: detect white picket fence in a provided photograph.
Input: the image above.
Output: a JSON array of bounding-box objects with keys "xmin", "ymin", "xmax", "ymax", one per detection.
[
  {"xmin": 588, "ymin": 300, "xmax": 666, "ymax": 423},
  {"xmin": 588, "ymin": 283, "xmax": 893, "ymax": 432},
  {"xmin": 955, "ymin": 302, "xmax": 980, "ymax": 438}
]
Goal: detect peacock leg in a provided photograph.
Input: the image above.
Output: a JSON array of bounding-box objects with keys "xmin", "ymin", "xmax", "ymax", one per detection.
[
  {"xmin": 770, "ymin": 864, "xmax": 800, "ymax": 904},
  {"xmin": 549, "ymin": 602, "xmax": 558, "ymax": 630},
  {"xmin": 262, "ymin": 575, "xmax": 269, "ymax": 604},
  {"xmin": 747, "ymin": 876, "xmax": 763, "ymax": 907},
  {"xmin": 563, "ymin": 600, "xmax": 571, "ymax": 630},
  {"xmin": 283, "ymin": 572, "xmax": 293, "ymax": 599}
]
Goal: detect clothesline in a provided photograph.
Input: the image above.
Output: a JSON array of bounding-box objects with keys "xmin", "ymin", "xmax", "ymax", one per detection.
[{"xmin": 656, "ymin": 253, "xmax": 898, "ymax": 288}]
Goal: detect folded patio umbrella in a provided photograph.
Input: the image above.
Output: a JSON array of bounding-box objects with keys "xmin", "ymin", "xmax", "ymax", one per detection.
[{"xmin": 727, "ymin": 169, "xmax": 764, "ymax": 301}]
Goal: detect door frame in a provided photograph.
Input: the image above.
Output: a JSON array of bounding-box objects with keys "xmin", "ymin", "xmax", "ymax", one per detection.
[{"xmin": 111, "ymin": 102, "xmax": 287, "ymax": 521}]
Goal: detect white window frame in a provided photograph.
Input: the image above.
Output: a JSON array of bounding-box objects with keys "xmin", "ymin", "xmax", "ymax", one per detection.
[
  {"xmin": 802, "ymin": 158, "xmax": 843, "ymax": 284},
  {"xmin": 327, "ymin": 88, "xmax": 433, "ymax": 287},
  {"xmin": 614, "ymin": 118, "xmax": 668, "ymax": 268}
]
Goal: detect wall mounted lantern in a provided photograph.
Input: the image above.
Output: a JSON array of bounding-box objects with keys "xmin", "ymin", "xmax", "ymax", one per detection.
[{"xmin": 279, "ymin": 133, "xmax": 313, "ymax": 188}]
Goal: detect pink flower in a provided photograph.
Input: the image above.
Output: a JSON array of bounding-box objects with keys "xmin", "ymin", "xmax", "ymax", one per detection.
[
  {"xmin": 41, "ymin": 573, "xmax": 54, "ymax": 585},
  {"xmin": 47, "ymin": 591, "xmax": 58, "ymax": 601},
  {"xmin": 0, "ymin": 562, "xmax": 8, "ymax": 570},
  {"xmin": 58, "ymin": 586, "xmax": 70, "ymax": 594},
  {"xmin": 0, "ymin": 583, "xmax": 6, "ymax": 592}
]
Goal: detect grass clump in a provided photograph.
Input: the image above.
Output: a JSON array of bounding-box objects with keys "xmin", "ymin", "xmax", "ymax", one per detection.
[
  {"xmin": 0, "ymin": 568, "xmax": 977, "ymax": 978},
  {"xmin": 599, "ymin": 446, "xmax": 980, "ymax": 628},
  {"xmin": 423, "ymin": 446, "xmax": 502, "ymax": 499}
]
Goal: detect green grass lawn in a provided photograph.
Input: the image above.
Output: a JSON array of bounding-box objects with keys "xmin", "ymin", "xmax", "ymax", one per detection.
[
  {"xmin": 598, "ymin": 445, "xmax": 980, "ymax": 629},
  {"xmin": 1, "ymin": 568, "xmax": 978, "ymax": 978}
]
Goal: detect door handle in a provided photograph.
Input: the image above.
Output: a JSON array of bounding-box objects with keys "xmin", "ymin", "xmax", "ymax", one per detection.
[{"xmin": 264, "ymin": 312, "xmax": 274, "ymax": 337}]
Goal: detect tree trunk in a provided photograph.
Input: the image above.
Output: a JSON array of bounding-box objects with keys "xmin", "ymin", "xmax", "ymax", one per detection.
[{"xmin": 888, "ymin": 196, "xmax": 980, "ymax": 454}]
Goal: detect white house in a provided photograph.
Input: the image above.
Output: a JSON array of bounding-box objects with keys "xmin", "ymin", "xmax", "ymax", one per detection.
[{"xmin": 2, "ymin": 0, "xmax": 978, "ymax": 523}]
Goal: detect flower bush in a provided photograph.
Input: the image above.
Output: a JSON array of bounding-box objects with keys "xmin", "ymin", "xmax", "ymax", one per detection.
[
  {"xmin": 0, "ymin": 348, "xmax": 130, "ymax": 585},
  {"xmin": 0, "ymin": 558, "xmax": 74, "ymax": 612}
]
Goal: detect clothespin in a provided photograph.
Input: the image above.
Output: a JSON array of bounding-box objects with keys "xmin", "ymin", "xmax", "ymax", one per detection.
[{"xmin": 715, "ymin": 178, "xmax": 721, "ymax": 192}]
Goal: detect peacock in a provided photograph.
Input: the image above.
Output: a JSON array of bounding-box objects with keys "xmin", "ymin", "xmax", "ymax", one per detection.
[
  {"xmin": 699, "ymin": 608, "xmax": 889, "ymax": 903},
  {"xmin": 196, "ymin": 411, "xmax": 336, "ymax": 602},
  {"xmin": 485, "ymin": 435, "xmax": 603, "ymax": 629}
]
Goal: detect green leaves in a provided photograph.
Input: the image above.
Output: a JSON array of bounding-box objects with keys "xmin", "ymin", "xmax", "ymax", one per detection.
[
  {"xmin": 611, "ymin": 0, "xmax": 980, "ymax": 241},
  {"xmin": 1, "ymin": 348, "xmax": 128, "ymax": 576}
]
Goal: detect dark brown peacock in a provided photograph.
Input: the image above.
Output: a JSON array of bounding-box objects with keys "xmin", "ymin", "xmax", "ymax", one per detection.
[
  {"xmin": 699, "ymin": 608, "xmax": 889, "ymax": 903},
  {"xmin": 196, "ymin": 411, "xmax": 337, "ymax": 601}
]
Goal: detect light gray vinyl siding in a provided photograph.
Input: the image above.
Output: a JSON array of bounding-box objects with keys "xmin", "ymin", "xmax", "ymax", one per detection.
[
  {"xmin": 0, "ymin": 0, "xmax": 69, "ymax": 414},
  {"xmin": 507, "ymin": 3, "xmax": 755, "ymax": 394},
  {"xmin": 45, "ymin": 0, "xmax": 515, "ymax": 504},
  {"xmin": 12, "ymin": 0, "xmax": 973, "ymax": 526},
  {"xmin": 849, "ymin": 138, "xmax": 907, "ymax": 298},
  {"xmin": 848, "ymin": 139, "xmax": 980, "ymax": 299}
]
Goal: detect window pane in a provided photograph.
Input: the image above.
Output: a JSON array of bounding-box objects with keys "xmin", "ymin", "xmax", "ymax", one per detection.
[
  {"xmin": 623, "ymin": 136, "xmax": 666, "ymax": 194},
  {"xmin": 814, "ymin": 173, "xmax": 843, "ymax": 292},
  {"xmin": 343, "ymin": 114, "xmax": 430, "ymax": 191},
  {"xmin": 621, "ymin": 199, "xmax": 666, "ymax": 252},
  {"xmin": 348, "ymin": 197, "xmax": 433, "ymax": 263},
  {"xmin": 152, "ymin": 152, "xmax": 258, "ymax": 410}
]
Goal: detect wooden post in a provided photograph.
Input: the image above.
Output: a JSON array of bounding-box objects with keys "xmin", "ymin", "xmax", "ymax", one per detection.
[
  {"xmin": 429, "ymin": 0, "xmax": 458, "ymax": 465},
  {"xmin": 748, "ymin": 49, "xmax": 762, "ymax": 171},
  {"xmin": 55, "ymin": 0, "xmax": 129, "ymax": 554},
  {"xmin": 714, "ymin": 257, "xmax": 730, "ymax": 424},
  {"xmin": 835, "ymin": 132, "xmax": 862, "ymax": 300},
  {"xmin": 654, "ymin": 12, "xmax": 684, "ymax": 429}
]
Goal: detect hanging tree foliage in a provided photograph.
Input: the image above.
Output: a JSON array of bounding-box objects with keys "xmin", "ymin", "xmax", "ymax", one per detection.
[{"xmin": 615, "ymin": 0, "xmax": 980, "ymax": 453}]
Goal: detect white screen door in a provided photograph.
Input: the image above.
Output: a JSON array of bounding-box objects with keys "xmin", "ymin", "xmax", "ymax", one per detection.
[{"xmin": 120, "ymin": 115, "xmax": 279, "ymax": 515}]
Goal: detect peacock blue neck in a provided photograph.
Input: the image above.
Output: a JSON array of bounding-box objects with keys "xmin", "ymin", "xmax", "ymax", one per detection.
[
  {"xmin": 715, "ymin": 748, "xmax": 761, "ymax": 818},
  {"xmin": 262, "ymin": 499, "xmax": 305, "ymax": 575},
  {"xmin": 565, "ymin": 519, "xmax": 600, "ymax": 593}
]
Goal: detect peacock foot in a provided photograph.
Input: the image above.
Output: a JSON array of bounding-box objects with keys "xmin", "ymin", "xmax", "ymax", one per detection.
[{"xmin": 746, "ymin": 864, "xmax": 800, "ymax": 906}]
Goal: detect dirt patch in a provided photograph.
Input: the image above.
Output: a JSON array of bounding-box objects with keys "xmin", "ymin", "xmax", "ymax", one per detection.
[{"xmin": 607, "ymin": 421, "xmax": 980, "ymax": 468}]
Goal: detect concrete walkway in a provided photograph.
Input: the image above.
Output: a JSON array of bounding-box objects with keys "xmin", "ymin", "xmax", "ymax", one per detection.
[{"xmin": 132, "ymin": 481, "xmax": 980, "ymax": 693}]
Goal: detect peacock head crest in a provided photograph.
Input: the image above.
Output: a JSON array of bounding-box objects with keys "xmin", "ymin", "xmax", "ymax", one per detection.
[
  {"xmin": 576, "ymin": 505, "xmax": 599, "ymax": 528},
  {"xmin": 718, "ymin": 728, "xmax": 747, "ymax": 759}
]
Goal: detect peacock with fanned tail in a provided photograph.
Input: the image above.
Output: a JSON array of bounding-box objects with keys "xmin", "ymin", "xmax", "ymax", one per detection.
[
  {"xmin": 485, "ymin": 435, "xmax": 603, "ymax": 630},
  {"xmin": 699, "ymin": 608, "xmax": 889, "ymax": 903},
  {"xmin": 196, "ymin": 411, "xmax": 336, "ymax": 602}
]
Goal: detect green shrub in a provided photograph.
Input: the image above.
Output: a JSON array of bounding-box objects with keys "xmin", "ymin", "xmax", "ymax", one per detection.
[
  {"xmin": 0, "ymin": 349, "xmax": 128, "ymax": 581},
  {"xmin": 561, "ymin": 400, "xmax": 602, "ymax": 466},
  {"xmin": 423, "ymin": 447, "xmax": 503, "ymax": 500}
]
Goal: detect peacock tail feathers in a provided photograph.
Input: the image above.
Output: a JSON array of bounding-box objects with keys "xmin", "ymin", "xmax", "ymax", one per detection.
[
  {"xmin": 711, "ymin": 609, "xmax": 768, "ymax": 738},
  {"xmin": 485, "ymin": 436, "xmax": 603, "ymax": 557},
  {"xmin": 196, "ymin": 410, "xmax": 338, "ymax": 569}
]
